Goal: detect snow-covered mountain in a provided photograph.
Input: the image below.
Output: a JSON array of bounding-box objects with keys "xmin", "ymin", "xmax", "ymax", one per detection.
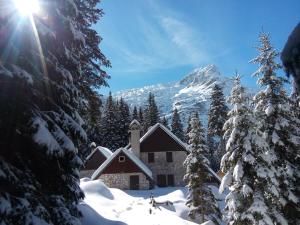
[{"xmin": 114, "ymin": 65, "xmax": 231, "ymax": 126}]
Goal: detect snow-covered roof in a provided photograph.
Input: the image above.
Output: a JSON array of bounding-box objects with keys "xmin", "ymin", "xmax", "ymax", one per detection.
[
  {"xmin": 140, "ymin": 123, "xmax": 188, "ymax": 151},
  {"xmin": 129, "ymin": 119, "xmax": 141, "ymax": 129},
  {"xmin": 86, "ymin": 146, "xmax": 113, "ymax": 161},
  {"xmin": 91, "ymin": 148, "xmax": 153, "ymax": 180}
]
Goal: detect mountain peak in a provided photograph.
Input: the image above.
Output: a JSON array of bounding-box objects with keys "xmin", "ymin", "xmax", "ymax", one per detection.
[
  {"xmin": 114, "ymin": 64, "xmax": 230, "ymax": 128},
  {"xmin": 179, "ymin": 64, "xmax": 221, "ymax": 86}
]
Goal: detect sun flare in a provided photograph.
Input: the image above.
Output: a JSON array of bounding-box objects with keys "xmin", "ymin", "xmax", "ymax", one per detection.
[{"xmin": 13, "ymin": 0, "xmax": 40, "ymax": 15}]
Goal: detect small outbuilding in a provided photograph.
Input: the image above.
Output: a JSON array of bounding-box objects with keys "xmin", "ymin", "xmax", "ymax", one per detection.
[{"xmin": 80, "ymin": 146, "xmax": 113, "ymax": 178}]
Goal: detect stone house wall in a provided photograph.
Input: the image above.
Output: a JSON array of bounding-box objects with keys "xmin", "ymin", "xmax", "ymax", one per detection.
[
  {"xmin": 99, "ymin": 172, "xmax": 150, "ymax": 190},
  {"xmin": 140, "ymin": 151, "xmax": 188, "ymax": 186}
]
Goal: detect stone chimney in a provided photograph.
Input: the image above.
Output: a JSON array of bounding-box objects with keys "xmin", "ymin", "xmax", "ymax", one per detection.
[{"xmin": 129, "ymin": 119, "xmax": 141, "ymax": 157}]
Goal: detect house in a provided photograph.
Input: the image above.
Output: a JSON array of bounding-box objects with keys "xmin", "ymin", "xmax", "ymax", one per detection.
[
  {"xmin": 87, "ymin": 120, "xmax": 221, "ymax": 190},
  {"xmin": 80, "ymin": 146, "xmax": 113, "ymax": 178}
]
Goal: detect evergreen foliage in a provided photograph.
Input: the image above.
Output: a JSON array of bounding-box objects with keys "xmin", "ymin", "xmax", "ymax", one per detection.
[
  {"xmin": 81, "ymin": 90, "xmax": 102, "ymax": 150},
  {"xmin": 138, "ymin": 107, "xmax": 147, "ymax": 135},
  {"xmin": 132, "ymin": 106, "xmax": 138, "ymax": 120},
  {"xmin": 184, "ymin": 114, "xmax": 221, "ymax": 224},
  {"xmin": 0, "ymin": 0, "xmax": 109, "ymax": 224},
  {"xmin": 144, "ymin": 92, "xmax": 159, "ymax": 130},
  {"xmin": 185, "ymin": 115, "xmax": 192, "ymax": 142},
  {"xmin": 161, "ymin": 116, "xmax": 169, "ymax": 129},
  {"xmin": 221, "ymin": 74, "xmax": 278, "ymax": 224},
  {"xmin": 171, "ymin": 108, "xmax": 184, "ymax": 141},
  {"xmin": 116, "ymin": 98, "xmax": 131, "ymax": 148},
  {"xmin": 207, "ymin": 84, "xmax": 228, "ymax": 171},
  {"xmin": 250, "ymin": 32, "xmax": 300, "ymax": 224},
  {"xmin": 100, "ymin": 93, "xmax": 119, "ymax": 150}
]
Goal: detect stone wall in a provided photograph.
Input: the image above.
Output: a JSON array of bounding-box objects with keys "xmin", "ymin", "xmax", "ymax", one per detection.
[
  {"xmin": 140, "ymin": 151, "xmax": 188, "ymax": 186},
  {"xmin": 99, "ymin": 172, "xmax": 150, "ymax": 190}
]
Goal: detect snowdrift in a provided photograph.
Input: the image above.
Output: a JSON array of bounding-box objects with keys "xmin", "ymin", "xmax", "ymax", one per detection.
[{"xmin": 79, "ymin": 179, "xmax": 225, "ymax": 225}]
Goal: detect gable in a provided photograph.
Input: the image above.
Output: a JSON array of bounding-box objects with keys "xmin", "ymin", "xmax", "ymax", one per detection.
[
  {"xmin": 84, "ymin": 150, "xmax": 106, "ymax": 170},
  {"xmin": 93, "ymin": 150, "xmax": 152, "ymax": 180},
  {"xmin": 141, "ymin": 126, "xmax": 187, "ymax": 152}
]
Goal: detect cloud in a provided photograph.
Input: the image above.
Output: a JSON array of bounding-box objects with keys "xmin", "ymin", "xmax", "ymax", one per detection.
[
  {"xmin": 159, "ymin": 16, "xmax": 211, "ymax": 65},
  {"xmin": 102, "ymin": 1, "xmax": 222, "ymax": 74}
]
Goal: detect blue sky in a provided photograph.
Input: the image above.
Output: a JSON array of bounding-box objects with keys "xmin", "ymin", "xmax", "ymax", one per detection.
[{"xmin": 95, "ymin": 0, "xmax": 300, "ymax": 93}]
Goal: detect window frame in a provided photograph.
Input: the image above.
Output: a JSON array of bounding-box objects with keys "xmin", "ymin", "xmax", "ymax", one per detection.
[
  {"xmin": 167, "ymin": 174, "xmax": 174, "ymax": 186},
  {"xmin": 118, "ymin": 155, "xmax": 126, "ymax": 163},
  {"xmin": 148, "ymin": 152, "xmax": 155, "ymax": 163},
  {"xmin": 166, "ymin": 152, "xmax": 173, "ymax": 162}
]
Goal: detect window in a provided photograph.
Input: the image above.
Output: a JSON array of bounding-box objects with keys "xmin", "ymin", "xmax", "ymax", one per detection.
[
  {"xmin": 157, "ymin": 175, "xmax": 167, "ymax": 187},
  {"xmin": 166, "ymin": 152, "xmax": 173, "ymax": 162},
  {"xmin": 118, "ymin": 155, "xmax": 125, "ymax": 162},
  {"xmin": 157, "ymin": 174, "xmax": 174, "ymax": 187},
  {"xmin": 167, "ymin": 175, "xmax": 174, "ymax": 186},
  {"xmin": 148, "ymin": 152, "xmax": 154, "ymax": 163}
]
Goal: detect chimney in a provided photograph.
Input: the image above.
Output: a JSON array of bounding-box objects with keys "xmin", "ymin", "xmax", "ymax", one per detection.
[{"xmin": 129, "ymin": 120, "xmax": 141, "ymax": 157}]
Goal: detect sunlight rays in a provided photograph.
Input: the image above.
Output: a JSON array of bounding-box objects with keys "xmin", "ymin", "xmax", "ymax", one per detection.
[{"xmin": 13, "ymin": 0, "xmax": 40, "ymax": 15}]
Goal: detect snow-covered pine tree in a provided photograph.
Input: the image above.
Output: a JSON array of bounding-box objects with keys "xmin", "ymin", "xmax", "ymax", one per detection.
[
  {"xmin": 207, "ymin": 84, "xmax": 228, "ymax": 171},
  {"xmin": 132, "ymin": 106, "xmax": 138, "ymax": 120},
  {"xmin": 184, "ymin": 114, "xmax": 221, "ymax": 224},
  {"xmin": 138, "ymin": 106, "xmax": 147, "ymax": 135},
  {"xmin": 250, "ymin": 32, "xmax": 300, "ymax": 224},
  {"xmin": 220, "ymin": 74, "xmax": 279, "ymax": 224},
  {"xmin": 100, "ymin": 92, "xmax": 119, "ymax": 150},
  {"xmin": 0, "ymin": 0, "xmax": 109, "ymax": 224},
  {"xmin": 81, "ymin": 89, "xmax": 103, "ymax": 149},
  {"xmin": 117, "ymin": 97, "xmax": 131, "ymax": 148},
  {"xmin": 161, "ymin": 116, "xmax": 169, "ymax": 129},
  {"xmin": 144, "ymin": 92, "xmax": 159, "ymax": 130},
  {"xmin": 171, "ymin": 108, "xmax": 184, "ymax": 141},
  {"xmin": 185, "ymin": 112, "xmax": 199, "ymax": 143},
  {"xmin": 185, "ymin": 114, "xmax": 192, "ymax": 142},
  {"xmin": 138, "ymin": 107, "xmax": 144, "ymax": 123}
]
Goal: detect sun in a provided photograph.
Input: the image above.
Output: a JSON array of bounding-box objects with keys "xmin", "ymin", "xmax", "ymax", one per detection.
[{"xmin": 13, "ymin": 0, "xmax": 40, "ymax": 15}]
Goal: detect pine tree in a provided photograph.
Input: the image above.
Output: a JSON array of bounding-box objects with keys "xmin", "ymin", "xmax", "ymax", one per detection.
[
  {"xmin": 117, "ymin": 98, "xmax": 131, "ymax": 148},
  {"xmin": 250, "ymin": 32, "xmax": 300, "ymax": 224},
  {"xmin": 144, "ymin": 92, "xmax": 159, "ymax": 130},
  {"xmin": 100, "ymin": 93, "xmax": 119, "ymax": 150},
  {"xmin": 0, "ymin": 0, "xmax": 109, "ymax": 224},
  {"xmin": 81, "ymin": 90, "xmax": 102, "ymax": 146},
  {"xmin": 185, "ymin": 115, "xmax": 192, "ymax": 142},
  {"xmin": 207, "ymin": 84, "xmax": 228, "ymax": 171},
  {"xmin": 138, "ymin": 106, "xmax": 147, "ymax": 135},
  {"xmin": 161, "ymin": 116, "xmax": 169, "ymax": 129},
  {"xmin": 171, "ymin": 108, "xmax": 184, "ymax": 141},
  {"xmin": 132, "ymin": 106, "xmax": 138, "ymax": 120},
  {"xmin": 184, "ymin": 114, "xmax": 221, "ymax": 224},
  {"xmin": 185, "ymin": 112, "xmax": 199, "ymax": 143},
  {"xmin": 220, "ymin": 74, "xmax": 280, "ymax": 224}
]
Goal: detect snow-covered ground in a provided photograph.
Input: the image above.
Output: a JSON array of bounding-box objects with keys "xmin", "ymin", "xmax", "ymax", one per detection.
[{"xmin": 79, "ymin": 178, "xmax": 225, "ymax": 225}]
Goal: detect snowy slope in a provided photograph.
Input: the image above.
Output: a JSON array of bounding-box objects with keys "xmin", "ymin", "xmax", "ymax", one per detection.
[
  {"xmin": 79, "ymin": 179, "xmax": 225, "ymax": 225},
  {"xmin": 114, "ymin": 65, "xmax": 231, "ymax": 126}
]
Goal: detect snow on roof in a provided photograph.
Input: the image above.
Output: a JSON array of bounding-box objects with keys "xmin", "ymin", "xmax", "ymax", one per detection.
[
  {"xmin": 86, "ymin": 146, "xmax": 113, "ymax": 161},
  {"xmin": 91, "ymin": 148, "xmax": 153, "ymax": 180},
  {"xmin": 129, "ymin": 119, "xmax": 141, "ymax": 127},
  {"xmin": 140, "ymin": 123, "xmax": 188, "ymax": 151}
]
